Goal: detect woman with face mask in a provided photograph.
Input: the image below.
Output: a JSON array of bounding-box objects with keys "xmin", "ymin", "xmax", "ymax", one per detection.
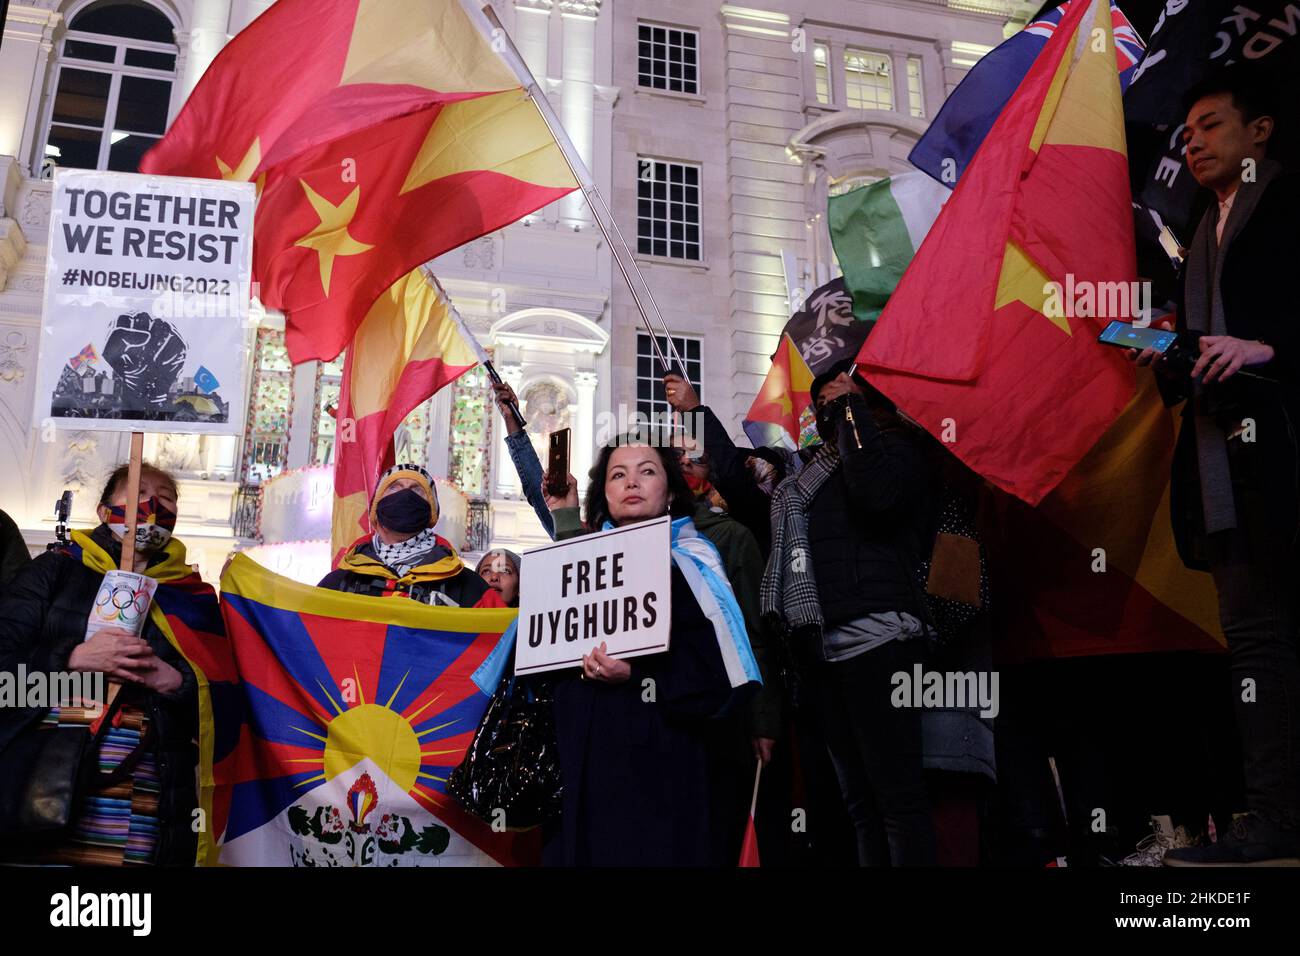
[
  {"xmin": 0, "ymin": 462, "xmax": 213, "ymax": 866},
  {"xmin": 535, "ymin": 438, "xmax": 762, "ymax": 866},
  {"xmin": 319, "ymin": 463, "xmax": 502, "ymax": 608}
]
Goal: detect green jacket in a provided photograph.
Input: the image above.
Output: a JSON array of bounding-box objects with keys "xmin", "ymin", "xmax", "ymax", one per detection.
[{"xmin": 550, "ymin": 504, "xmax": 782, "ymax": 739}]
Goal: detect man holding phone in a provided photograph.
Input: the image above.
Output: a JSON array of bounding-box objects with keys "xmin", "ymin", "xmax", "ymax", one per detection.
[{"xmin": 1130, "ymin": 71, "xmax": 1300, "ymax": 865}]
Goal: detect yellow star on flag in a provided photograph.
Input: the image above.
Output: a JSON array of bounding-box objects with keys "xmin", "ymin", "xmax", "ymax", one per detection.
[
  {"xmin": 293, "ymin": 181, "xmax": 375, "ymax": 297},
  {"xmin": 215, "ymin": 138, "xmax": 266, "ymax": 195}
]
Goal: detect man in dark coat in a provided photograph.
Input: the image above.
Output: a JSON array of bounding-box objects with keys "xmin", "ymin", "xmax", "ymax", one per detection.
[
  {"xmin": 1134, "ymin": 72, "xmax": 1300, "ymax": 865},
  {"xmin": 764, "ymin": 361, "xmax": 938, "ymax": 866}
]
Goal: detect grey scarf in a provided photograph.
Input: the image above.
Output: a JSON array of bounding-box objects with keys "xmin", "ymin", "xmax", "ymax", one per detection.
[
  {"xmin": 761, "ymin": 443, "xmax": 840, "ymax": 632},
  {"xmin": 1183, "ymin": 158, "xmax": 1282, "ymax": 534}
]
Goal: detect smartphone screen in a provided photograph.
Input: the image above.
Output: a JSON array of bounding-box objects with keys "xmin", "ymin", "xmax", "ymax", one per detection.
[
  {"xmin": 1097, "ymin": 320, "xmax": 1177, "ymax": 353},
  {"xmin": 546, "ymin": 428, "xmax": 571, "ymax": 495}
]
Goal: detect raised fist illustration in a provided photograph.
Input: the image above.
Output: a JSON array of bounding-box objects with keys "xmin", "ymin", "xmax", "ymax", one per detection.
[{"xmin": 102, "ymin": 312, "xmax": 187, "ymax": 409}]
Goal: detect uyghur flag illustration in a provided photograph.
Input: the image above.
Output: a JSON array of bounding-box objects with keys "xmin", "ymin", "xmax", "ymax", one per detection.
[
  {"xmin": 140, "ymin": 0, "xmax": 579, "ymax": 365},
  {"xmin": 215, "ymin": 554, "xmax": 534, "ymax": 866}
]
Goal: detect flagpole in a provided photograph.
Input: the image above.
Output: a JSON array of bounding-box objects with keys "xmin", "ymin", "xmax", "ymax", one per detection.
[
  {"xmin": 470, "ymin": 2, "xmax": 686, "ymax": 379},
  {"xmin": 423, "ymin": 268, "xmax": 527, "ymax": 430}
]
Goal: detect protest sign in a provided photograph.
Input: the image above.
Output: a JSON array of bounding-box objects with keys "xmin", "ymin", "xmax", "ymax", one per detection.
[
  {"xmin": 515, "ymin": 516, "xmax": 672, "ymax": 676},
  {"xmin": 31, "ymin": 168, "xmax": 255, "ymax": 434}
]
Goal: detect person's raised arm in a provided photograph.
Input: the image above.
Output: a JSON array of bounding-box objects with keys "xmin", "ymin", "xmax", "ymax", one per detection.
[{"xmin": 492, "ymin": 381, "xmax": 557, "ymax": 539}]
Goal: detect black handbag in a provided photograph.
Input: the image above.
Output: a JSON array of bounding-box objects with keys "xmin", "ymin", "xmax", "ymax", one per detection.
[
  {"xmin": 447, "ymin": 673, "xmax": 562, "ymax": 831},
  {"xmin": 0, "ymin": 692, "xmax": 150, "ymax": 840},
  {"xmin": 0, "ymin": 711, "xmax": 106, "ymax": 838}
]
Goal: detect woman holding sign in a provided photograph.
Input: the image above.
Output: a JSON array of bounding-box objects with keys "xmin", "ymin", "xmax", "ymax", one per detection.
[
  {"xmin": 541, "ymin": 439, "xmax": 762, "ymax": 866},
  {"xmin": 0, "ymin": 463, "xmax": 212, "ymax": 866}
]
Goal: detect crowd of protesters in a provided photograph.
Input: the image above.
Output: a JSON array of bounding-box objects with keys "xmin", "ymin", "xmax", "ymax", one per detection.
[{"xmin": 0, "ymin": 75, "xmax": 1296, "ymax": 869}]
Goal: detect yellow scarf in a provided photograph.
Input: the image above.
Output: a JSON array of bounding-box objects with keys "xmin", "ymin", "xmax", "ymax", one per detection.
[{"xmin": 336, "ymin": 540, "xmax": 465, "ymax": 588}]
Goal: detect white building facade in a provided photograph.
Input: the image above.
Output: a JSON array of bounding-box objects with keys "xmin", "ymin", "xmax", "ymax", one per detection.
[{"xmin": 0, "ymin": 0, "xmax": 1033, "ymax": 582}]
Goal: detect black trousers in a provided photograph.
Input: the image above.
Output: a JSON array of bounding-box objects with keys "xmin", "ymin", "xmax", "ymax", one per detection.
[
  {"xmin": 1209, "ymin": 442, "xmax": 1300, "ymax": 833},
  {"xmin": 813, "ymin": 637, "xmax": 936, "ymax": 866}
]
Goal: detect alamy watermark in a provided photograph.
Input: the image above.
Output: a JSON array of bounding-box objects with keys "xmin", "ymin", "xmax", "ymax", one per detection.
[
  {"xmin": 891, "ymin": 665, "xmax": 999, "ymax": 719},
  {"xmin": 0, "ymin": 666, "xmax": 104, "ymax": 714},
  {"xmin": 1043, "ymin": 275, "xmax": 1154, "ymax": 326}
]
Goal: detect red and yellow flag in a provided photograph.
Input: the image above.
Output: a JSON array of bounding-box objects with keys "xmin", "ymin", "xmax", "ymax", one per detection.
[
  {"xmin": 141, "ymin": 0, "xmax": 578, "ymax": 364},
  {"xmin": 857, "ymin": 0, "xmax": 1136, "ymax": 505},
  {"xmin": 743, "ymin": 333, "xmax": 815, "ymax": 450},
  {"xmin": 990, "ymin": 373, "xmax": 1224, "ymax": 660},
  {"xmin": 330, "ymin": 269, "xmax": 476, "ymax": 563}
]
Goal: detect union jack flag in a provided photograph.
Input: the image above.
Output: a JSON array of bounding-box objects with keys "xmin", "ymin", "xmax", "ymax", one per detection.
[{"xmin": 1027, "ymin": 1, "xmax": 1145, "ymax": 81}]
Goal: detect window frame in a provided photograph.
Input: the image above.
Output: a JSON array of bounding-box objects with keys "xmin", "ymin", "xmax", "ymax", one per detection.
[
  {"xmin": 842, "ymin": 48, "xmax": 893, "ymax": 112},
  {"xmin": 636, "ymin": 21, "xmax": 701, "ymax": 96},
  {"xmin": 906, "ymin": 55, "xmax": 925, "ymax": 119},
  {"xmin": 635, "ymin": 333, "xmax": 703, "ymax": 424},
  {"xmin": 40, "ymin": 5, "xmax": 179, "ymax": 173},
  {"xmin": 635, "ymin": 157, "xmax": 703, "ymax": 263}
]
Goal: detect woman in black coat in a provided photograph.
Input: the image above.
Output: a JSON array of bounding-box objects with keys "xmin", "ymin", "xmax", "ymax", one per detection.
[
  {"xmin": 0, "ymin": 464, "xmax": 204, "ymax": 866},
  {"xmin": 539, "ymin": 439, "xmax": 760, "ymax": 866}
]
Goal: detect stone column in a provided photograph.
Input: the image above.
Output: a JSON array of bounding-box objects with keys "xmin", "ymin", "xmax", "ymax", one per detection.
[
  {"xmin": 426, "ymin": 385, "xmax": 453, "ymax": 479},
  {"xmin": 573, "ymin": 369, "xmax": 597, "ymax": 496},
  {"xmin": 559, "ymin": 4, "xmax": 598, "ymax": 225},
  {"xmin": 513, "ymin": 1, "xmax": 551, "ymax": 80},
  {"xmin": 285, "ymin": 361, "xmax": 319, "ymax": 471},
  {"xmin": 2, "ymin": 2, "xmax": 63, "ymax": 168},
  {"xmin": 180, "ymin": 0, "xmax": 234, "ymax": 102}
]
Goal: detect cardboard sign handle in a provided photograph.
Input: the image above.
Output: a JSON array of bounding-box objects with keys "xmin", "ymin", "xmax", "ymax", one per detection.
[
  {"xmin": 102, "ymin": 429, "xmax": 145, "ymax": 718},
  {"xmin": 118, "ymin": 431, "xmax": 144, "ymax": 571}
]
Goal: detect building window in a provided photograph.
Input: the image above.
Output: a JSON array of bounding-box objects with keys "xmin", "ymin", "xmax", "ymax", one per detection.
[
  {"xmin": 843, "ymin": 49, "xmax": 892, "ymax": 111},
  {"xmin": 907, "ymin": 56, "xmax": 925, "ymax": 118},
  {"xmin": 636, "ymin": 158, "xmax": 701, "ymax": 261},
  {"xmin": 449, "ymin": 364, "xmax": 493, "ymax": 498},
  {"xmin": 43, "ymin": 2, "xmax": 178, "ymax": 172},
  {"xmin": 242, "ymin": 327, "xmax": 293, "ymax": 484},
  {"xmin": 813, "ymin": 44, "xmax": 831, "ymax": 105},
  {"xmin": 636, "ymin": 334, "xmax": 702, "ymax": 422},
  {"xmin": 638, "ymin": 23, "xmax": 699, "ymax": 95}
]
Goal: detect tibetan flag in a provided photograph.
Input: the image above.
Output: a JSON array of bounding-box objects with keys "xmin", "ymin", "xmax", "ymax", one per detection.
[
  {"xmin": 828, "ymin": 172, "xmax": 948, "ymax": 323},
  {"xmin": 69, "ymin": 343, "xmax": 98, "ymax": 370},
  {"xmin": 744, "ymin": 332, "xmax": 815, "ymax": 451},
  {"xmin": 214, "ymin": 553, "xmax": 535, "ymax": 866},
  {"xmin": 990, "ymin": 373, "xmax": 1224, "ymax": 660},
  {"xmin": 140, "ymin": 0, "xmax": 579, "ymax": 365},
  {"xmin": 331, "ymin": 269, "xmax": 477, "ymax": 564},
  {"xmin": 910, "ymin": 0, "xmax": 1144, "ymax": 186},
  {"xmin": 857, "ymin": 0, "xmax": 1137, "ymax": 505}
]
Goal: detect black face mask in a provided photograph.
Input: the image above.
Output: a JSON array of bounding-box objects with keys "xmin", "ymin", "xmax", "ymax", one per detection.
[
  {"xmin": 815, "ymin": 397, "xmax": 846, "ymax": 445},
  {"xmin": 375, "ymin": 488, "xmax": 432, "ymax": 533}
]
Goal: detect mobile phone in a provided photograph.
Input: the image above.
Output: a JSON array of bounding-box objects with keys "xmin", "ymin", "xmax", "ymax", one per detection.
[
  {"xmin": 1097, "ymin": 320, "xmax": 1177, "ymax": 353},
  {"xmin": 545, "ymin": 428, "xmax": 571, "ymax": 497}
]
